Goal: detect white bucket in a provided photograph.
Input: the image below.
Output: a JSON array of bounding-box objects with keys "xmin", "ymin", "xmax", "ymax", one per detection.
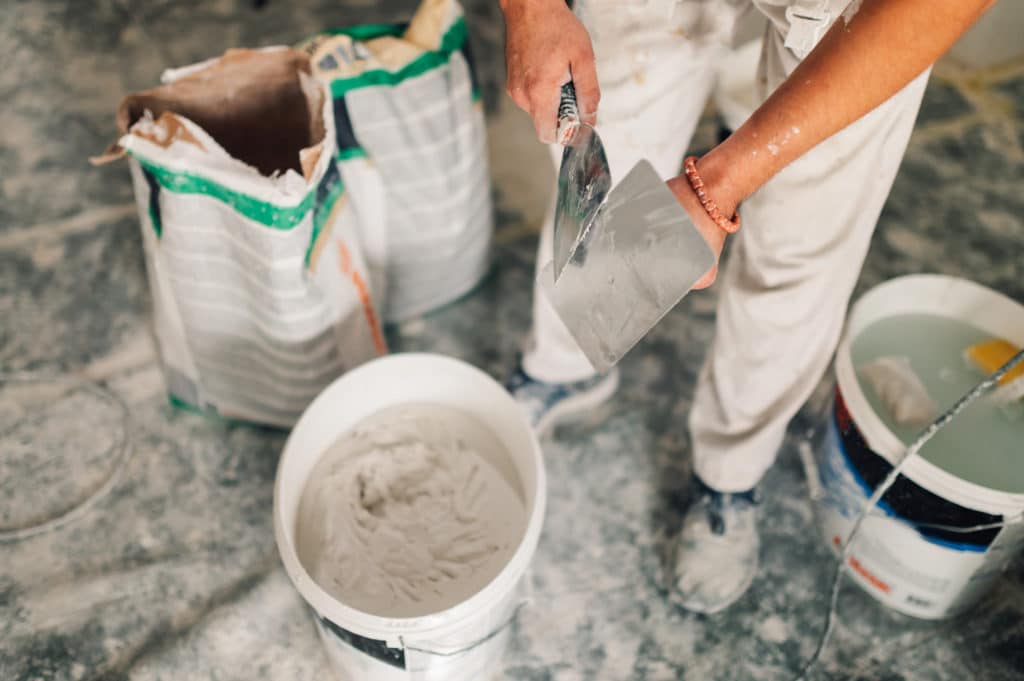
[
  {"xmin": 817, "ymin": 274, "xmax": 1024, "ymax": 619},
  {"xmin": 274, "ymin": 353, "xmax": 546, "ymax": 680}
]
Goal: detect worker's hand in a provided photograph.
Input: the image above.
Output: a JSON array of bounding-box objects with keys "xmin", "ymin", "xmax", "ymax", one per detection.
[
  {"xmin": 501, "ymin": 0, "xmax": 599, "ymax": 144},
  {"xmin": 666, "ymin": 171, "xmax": 736, "ymax": 290}
]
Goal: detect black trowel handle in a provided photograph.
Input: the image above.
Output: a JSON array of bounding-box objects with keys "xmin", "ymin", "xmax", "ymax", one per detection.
[{"xmin": 557, "ymin": 82, "xmax": 581, "ymax": 145}]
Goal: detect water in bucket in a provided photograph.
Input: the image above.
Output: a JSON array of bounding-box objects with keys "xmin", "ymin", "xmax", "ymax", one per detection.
[{"xmin": 851, "ymin": 313, "xmax": 1024, "ymax": 494}]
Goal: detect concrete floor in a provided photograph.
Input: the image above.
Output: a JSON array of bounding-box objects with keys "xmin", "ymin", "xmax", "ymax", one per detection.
[{"xmin": 2, "ymin": 1, "xmax": 1023, "ymax": 680}]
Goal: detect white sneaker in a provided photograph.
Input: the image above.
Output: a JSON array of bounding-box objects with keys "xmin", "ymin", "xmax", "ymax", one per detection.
[
  {"xmin": 504, "ymin": 360, "xmax": 619, "ymax": 435},
  {"xmin": 672, "ymin": 478, "xmax": 760, "ymax": 614}
]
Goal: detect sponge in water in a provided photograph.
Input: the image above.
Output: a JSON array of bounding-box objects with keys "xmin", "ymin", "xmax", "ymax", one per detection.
[{"xmin": 965, "ymin": 338, "xmax": 1024, "ymax": 404}]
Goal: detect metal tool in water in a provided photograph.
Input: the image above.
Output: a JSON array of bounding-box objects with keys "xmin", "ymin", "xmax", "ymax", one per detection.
[{"xmin": 543, "ymin": 83, "xmax": 715, "ymax": 373}]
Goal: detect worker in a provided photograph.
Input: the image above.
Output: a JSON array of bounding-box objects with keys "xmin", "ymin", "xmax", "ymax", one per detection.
[{"xmin": 499, "ymin": 0, "xmax": 996, "ymax": 613}]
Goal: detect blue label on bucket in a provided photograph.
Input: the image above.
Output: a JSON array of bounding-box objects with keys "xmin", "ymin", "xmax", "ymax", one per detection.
[
  {"xmin": 830, "ymin": 390, "xmax": 1001, "ymax": 552},
  {"xmin": 317, "ymin": 614, "xmax": 406, "ymax": 669}
]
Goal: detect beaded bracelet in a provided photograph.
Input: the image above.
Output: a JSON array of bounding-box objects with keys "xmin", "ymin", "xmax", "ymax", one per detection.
[{"xmin": 683, "ymin": 156, "xmax": 741, "ymax": 234}]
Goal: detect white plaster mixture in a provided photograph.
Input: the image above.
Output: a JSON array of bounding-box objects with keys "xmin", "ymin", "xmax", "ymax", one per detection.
[{"xmin": 296, "ymin": 403, "xmax": 527, "ymax": 618}]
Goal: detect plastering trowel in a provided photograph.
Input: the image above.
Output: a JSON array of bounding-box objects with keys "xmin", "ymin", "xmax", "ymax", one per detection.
[{"xmin": 543, "ymin": 83, "xmax": 715, "ymax": 373}]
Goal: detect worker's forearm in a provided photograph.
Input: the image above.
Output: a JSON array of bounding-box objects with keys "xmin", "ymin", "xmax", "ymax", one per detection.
[{"xmin": 699, "ymin": 0, "xmax": 996, "ymax": 216}]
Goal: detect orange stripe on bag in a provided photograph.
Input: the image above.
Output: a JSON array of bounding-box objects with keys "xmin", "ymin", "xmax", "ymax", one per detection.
[{"xmin": 338, "ymin": 241, "xmax": 387, "ymax": 356}]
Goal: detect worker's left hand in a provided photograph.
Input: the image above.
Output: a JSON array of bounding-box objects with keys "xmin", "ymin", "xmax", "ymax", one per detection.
[{"xmin": 665, "ymin": 174, "xmax": 733, "ymax": 290}]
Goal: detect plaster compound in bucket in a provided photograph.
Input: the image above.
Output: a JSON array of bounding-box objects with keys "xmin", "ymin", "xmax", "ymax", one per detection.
[
  {"xmin": 275, "ymin": 354, "xmax": 546, "ymax": 681},
  {"xmin": 295, "ymin": 403, "xmax": 528, "ymax": 619},
  {"xmin": 817, "ymin": 275, "xmax": 1024, "ymax": 619}
]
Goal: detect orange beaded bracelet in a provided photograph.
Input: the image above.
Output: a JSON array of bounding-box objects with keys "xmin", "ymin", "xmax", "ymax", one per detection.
[{"xmin": 683, "ymin": 156, "xmax": 741, "ymax": 234}]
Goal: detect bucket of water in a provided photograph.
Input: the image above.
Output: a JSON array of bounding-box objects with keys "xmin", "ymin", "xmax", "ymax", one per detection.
[{"xmin": 817, "ymin": 274, "xmax": 1024, "ymax": 619}]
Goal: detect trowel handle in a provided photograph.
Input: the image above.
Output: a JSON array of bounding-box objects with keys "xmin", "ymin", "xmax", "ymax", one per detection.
[{"xmin": 557, "ymin": 82, "xmax": 581, "ymax": 146}]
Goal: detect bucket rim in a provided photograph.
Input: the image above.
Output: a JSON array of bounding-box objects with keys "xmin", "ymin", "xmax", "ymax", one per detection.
[
  {"xmin": 836, "ymin": 274, "xmax": 1024, "ymax": 515},
  {"xmin": 273, "ymin": 352, "xmax": 547, "ymax": 645}
]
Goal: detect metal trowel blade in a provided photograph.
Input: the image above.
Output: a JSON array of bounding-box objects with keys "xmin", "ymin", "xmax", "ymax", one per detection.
[
  {"xmin": 553, "ymin": 123, "xmax": 611, "ymax": 281},
  {"xmin": 541, "ymin": 160, "xmax": 715, "ymax": 372}
]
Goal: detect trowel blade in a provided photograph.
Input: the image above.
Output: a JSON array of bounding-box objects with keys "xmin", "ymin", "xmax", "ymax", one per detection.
[
  {"xmin": 540, "ymin": 159, "xmax": 715, "ymax": 372},
  {"xmin": 552, "ymin": 123, "xmax": 611, "ymax": 282}
]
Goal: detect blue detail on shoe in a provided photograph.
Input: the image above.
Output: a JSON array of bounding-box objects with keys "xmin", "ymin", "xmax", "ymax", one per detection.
[
  {"xmin": 504, "ymin": 361, "xmax": 618, "ymax": 432},
  {"xmin": 694, "ymin": 476, "xmax": 760, "ymax": 536}
]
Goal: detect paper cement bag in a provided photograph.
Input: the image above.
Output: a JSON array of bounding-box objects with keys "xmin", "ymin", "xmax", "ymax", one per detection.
[
  {"xmin": 299, "ymin": 0, "xmax": 493, "ymax": 321},
  {"xmin": 95, "ymin": 47, "xmax": 387, "ymax": 427}
]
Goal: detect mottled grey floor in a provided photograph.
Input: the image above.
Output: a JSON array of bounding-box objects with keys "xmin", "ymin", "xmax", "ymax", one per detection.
[{"xmin": 2, "ymin": 1, "xmax": 1023, "ymax": 680}]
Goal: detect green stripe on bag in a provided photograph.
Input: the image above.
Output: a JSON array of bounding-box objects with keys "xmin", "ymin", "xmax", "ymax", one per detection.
[
  {"xmin": 336, "ymin": 147, "xmax": 368, "ymax": 161},
  {"xmin": 140, "ymin": 166, "xmax": 164, "ymax": 237},
  {"xmin": 134, "ymin": 157, "xmax": 315, "ymax": 230},
  {"xmin": 329, "ymin": 17, "xmax": 467, "ymax": 98}
]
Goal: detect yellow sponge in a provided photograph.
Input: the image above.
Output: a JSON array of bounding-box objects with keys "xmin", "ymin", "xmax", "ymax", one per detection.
[{"xmin": 965, "ymin": 338, "xmax": 1024, "ymax": 386}]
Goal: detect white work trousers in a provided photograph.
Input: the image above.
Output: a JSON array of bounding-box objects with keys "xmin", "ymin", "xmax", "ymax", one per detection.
[{"xmin": 522, "ymin": 0, "xmax": 931, "ymax": 491}]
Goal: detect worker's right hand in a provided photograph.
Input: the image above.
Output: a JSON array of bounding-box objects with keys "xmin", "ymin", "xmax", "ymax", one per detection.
[{"xmin": 501, "ymin": 0, "xmax": 599, "ymax": 144}]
